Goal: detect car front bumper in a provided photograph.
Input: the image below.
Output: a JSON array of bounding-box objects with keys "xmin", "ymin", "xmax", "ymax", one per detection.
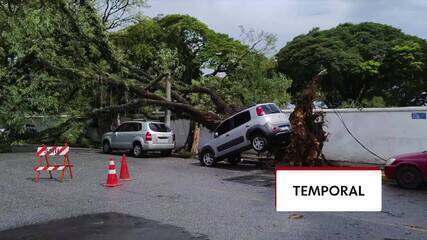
[{"xmin": 268, "ymin": 131, "xmax": 291, "ymax": 144}]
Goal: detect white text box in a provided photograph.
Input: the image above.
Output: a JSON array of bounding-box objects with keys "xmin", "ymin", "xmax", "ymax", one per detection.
[{"xmin": 276, "ymin": 167, "xmax": 382, "ymax": 212}]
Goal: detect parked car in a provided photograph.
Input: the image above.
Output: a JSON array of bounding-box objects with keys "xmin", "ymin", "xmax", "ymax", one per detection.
[
  {"xmin": 0, "ymin": 124, "xmax": 38, "ymax": 138},
  {"xmin": 102, "ymin": 120, "xmax": 175, "ymax": 157},
  {"xmin": 0, "ymin": 128, "xmax": 7, "ymax": 140},
  {"xmin": 198, "ymin": 103, "xmax": 291, "ymax": 167},
  {"xmin": 385, "ymin": 152, "xmax": 427, "ymax": 189}
]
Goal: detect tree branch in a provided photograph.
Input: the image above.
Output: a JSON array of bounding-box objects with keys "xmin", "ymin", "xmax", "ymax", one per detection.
[
  {"xmin": 181, "ymin": 86, "xmax": 240, "ymax": 115},
  {"xmin": 92, "ymin": 98, "xmax": 221, "ymax": 130},
  {"xmin": 17, "ymin": 54, "xmax": 223, "ymax": 129}
]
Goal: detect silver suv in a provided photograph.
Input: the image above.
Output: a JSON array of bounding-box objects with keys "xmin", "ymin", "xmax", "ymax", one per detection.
[
  {"xmin": 199, "ymin": 103, "xmax": 291, "ymax": 166},
  {"xmin": 102, "ymin": 121, "xmax": 175, "ymax": 157}
]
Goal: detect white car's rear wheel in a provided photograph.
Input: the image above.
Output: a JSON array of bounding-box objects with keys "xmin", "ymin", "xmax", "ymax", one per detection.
[
  {"xmin": 251, "ymin": 135, "xmax": 267, "ymax": 152},
  {"xmin": 133, "ymin": 143, "xmax": 143, "ymax": 157}
]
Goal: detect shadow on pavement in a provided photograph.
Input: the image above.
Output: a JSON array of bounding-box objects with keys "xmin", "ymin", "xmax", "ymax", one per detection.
[
  {"xmin": 223, "ymin": 174, "xmax": 275, "ymax": 187},
  {"xmin": 0, "ymin": 212, "xmax": 208, "ymax": 240},
  {"xmin": 191, "ymin": 159, "xmax": 273, "ymax": 172},
  {"xmin": 101, "ymin": 151, "xmax": 169, "ymax": 159}
]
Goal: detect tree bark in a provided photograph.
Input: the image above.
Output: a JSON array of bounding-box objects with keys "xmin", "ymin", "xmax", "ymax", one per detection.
[
  {"xmin": 191, "ymin": 124, "xmax": 201, "ymax": 154},
  {"xmin": 165, "ymin": 75, "xmax": 172, "ymax": 126},
  {"xmin": 281, "ymin": 71, "xmax": 328, "ymax": 166},
  {"xmin": 184, "ymin": 120, "xmax": 196, "ymax": 151}
]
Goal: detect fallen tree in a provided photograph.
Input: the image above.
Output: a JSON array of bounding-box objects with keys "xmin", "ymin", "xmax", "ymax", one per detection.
[
  {"xmin": 279, "ymin": 70, "xmax": 328, "ymax": 166},
  {"xmin": 1, "ymin": 0, "xmax": 291, "ymax": 149}
]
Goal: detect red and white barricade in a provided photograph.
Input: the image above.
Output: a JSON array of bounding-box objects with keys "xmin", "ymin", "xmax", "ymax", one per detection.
[{"xmin": 34, "ymin": 144, "xmax": 74, "ymax": 182}]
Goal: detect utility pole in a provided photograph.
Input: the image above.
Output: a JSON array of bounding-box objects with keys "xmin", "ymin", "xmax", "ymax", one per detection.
[{"xmin": 165, "ymin": 74, "xmax": 171, "ymax": 126}]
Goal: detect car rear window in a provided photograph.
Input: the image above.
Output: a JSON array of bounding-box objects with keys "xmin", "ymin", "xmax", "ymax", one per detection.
[
  {"xmin": 149, "ymin": 123, "xmax": 171, "ymax": 132},
  {"xmin": 261, "ymin": 104, "xmax": 281, "ymax": 114}
]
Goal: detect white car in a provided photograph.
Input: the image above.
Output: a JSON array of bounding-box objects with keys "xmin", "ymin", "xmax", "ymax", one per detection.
[
  {"xmin": 198, "ymin": 103, "xmax": 291, "ymax": 166},
  {"xmin": 102, "ymin": 121, "xmax": 175, "ymax": 157}
]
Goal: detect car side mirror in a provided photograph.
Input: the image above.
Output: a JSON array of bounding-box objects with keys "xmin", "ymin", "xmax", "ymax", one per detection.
[{"xmin": 214, "ymin": 132, "xmax": 219, "ymax": 138}]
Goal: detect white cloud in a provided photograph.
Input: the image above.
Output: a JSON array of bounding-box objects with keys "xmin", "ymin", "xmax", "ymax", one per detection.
[{"xmin": 142, "ymin": 0, "xmax": 427, "ymax": 50}]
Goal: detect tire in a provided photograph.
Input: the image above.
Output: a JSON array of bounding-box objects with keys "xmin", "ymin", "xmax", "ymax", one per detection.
[
  {"xmin": 132, "ymin": 142, "xmax": 144, "ymax": 158},
  {"xmin": 161, "ymin": 150, "xmax": 172, "ymax": 157},
  {"xmin": 227, "ymin": 154, "xmax": 241, "ymax": 166},
  {"xmin": 250, "ymin": 134, "xmax": 268, "ymax": 152},
  {"xmin": 396, "ymin": 166, "xmax": 423, "ymax": 189},
  {"xmin": 102, "ymin": 141, "xmax": 112, "ymax": 154},
  {"xmin": 199, "ymin": 149, "xmax": 215, "ymax": 167}
]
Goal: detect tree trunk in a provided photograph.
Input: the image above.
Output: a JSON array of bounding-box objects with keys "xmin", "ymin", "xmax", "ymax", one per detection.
[
  {"xmin": 191, "ymin": 125, "xmax": 201, "ymax": 154},
  {"xmin": 282, "ymin": 71, "xmax": 328, "ymax": 166},
  {"xmin": 165, "ymin": 75, "xmax": 172, "ymax": 126},
  {"xmin": 184, "ymin": 120, "xmax": 196, "ymax": 151}
]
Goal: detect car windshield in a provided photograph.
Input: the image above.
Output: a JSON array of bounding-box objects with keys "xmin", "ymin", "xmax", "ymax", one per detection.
[
  {"xmin": 149, "ymin": 123, "xmax": 171, "ymax": 132},
  {"xmin": 261, "ymin": 104, "xmax": 281, "ymax": 114}
]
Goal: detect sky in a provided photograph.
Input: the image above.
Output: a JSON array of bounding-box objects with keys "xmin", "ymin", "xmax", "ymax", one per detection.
[{"xmin": 142, "ymin": 0, "xmax": 427, "ymax": 51}]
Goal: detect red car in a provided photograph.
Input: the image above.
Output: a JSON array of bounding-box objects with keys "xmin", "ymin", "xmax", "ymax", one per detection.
[{"xmin": 385, "ymin": 152, "xmax": 427, "ymax": 189}]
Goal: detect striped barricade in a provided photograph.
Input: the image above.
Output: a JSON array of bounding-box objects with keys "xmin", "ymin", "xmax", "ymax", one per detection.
[{"xmin": 34, "ymin": 144, "xmax": 74, "ymax": 182}]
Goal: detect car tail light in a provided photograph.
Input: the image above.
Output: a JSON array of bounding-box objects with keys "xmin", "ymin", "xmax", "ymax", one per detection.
[
  {"xmin": 146, "ymin": 132, "xmax": 152, "ymax": 141},
  {"xmin": 173, "ymin": 133, "xmax": 176, "ymax": 142},
  {"xmin": 256, "ymin": 106, "xmax": 265, "ymax": 116}
]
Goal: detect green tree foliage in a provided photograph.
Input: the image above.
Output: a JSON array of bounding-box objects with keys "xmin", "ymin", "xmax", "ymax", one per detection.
[
  {"xmin": 0, "ymin": 0, "xmax": 145, "ymax": 142},
  {"xmin": 276, "ymin": 22, "xmax": 427, "ymax": 107},
  {"xmin": 111, "ymin": 15, "xmax": 248, "ymax": 84},
  {"xmin": 0, "ymin": 3, "xmax": 291, "ymax": 143},
  {"xmin": 194, "ymin": 54, "xmax": 291, "ymax": 109},
  {"xmin": 111, "ymin": 15, "xmax": 291, "ymax": 111},
  {"xmin": 0, "ymin": 1, "xmax": 102, "ymax": 133}
]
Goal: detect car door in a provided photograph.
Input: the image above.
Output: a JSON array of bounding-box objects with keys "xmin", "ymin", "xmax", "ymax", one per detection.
[
  {"xmin": 121, "ymin": 122, "xmax": 141, "ymax": 149},
  {"xmin": 232, "ymin": 110, "xmax": 252, "ymax": 148},
  {"xmin": 211, "ymin": 119, "xmax": 233, "ymax": 157},
  {"xmin": 213, "ymin": 111, "xmax": 250, "ymax": 157},
  {"xmin": 111, "ymin": 123, "xmax": 129, "ymax": 148},
  {"xmin": 221, "ymin": 111, "xmax": 251, "ymax": 154}
]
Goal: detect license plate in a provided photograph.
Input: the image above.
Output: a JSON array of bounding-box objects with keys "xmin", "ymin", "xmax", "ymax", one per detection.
[
  {"xmin": 280, "ymin": 126, "xmax": 290, "ymax": 131},
  {"xmin": 157, "ymin": 138, "xmax": 169, "ymax": 143}
]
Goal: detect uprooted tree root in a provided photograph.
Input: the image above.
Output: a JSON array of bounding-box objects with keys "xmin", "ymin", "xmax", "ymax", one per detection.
[{"xmin": 279, "ymin": 72, "xmax": 328, "ymax": 166}]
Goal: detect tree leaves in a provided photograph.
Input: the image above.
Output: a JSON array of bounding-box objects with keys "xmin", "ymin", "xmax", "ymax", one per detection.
[{"xmin": 276, "ymin": 22, "xmax": 427, "ymax": 107}]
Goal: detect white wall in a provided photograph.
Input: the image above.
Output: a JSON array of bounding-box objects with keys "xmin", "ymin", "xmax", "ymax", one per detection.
[
  {"xmin": 170, "ymin": 119, "xmax": 191, "ymax": 149},
  {"xmin": 170, "ymin": 119, "xmax": 215, "ymax": 149}
]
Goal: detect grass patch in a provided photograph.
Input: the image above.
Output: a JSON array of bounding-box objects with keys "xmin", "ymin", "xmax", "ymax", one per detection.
[{"xmin": 0, "ymin": 144, "xmax": 11, "ymax": 153}]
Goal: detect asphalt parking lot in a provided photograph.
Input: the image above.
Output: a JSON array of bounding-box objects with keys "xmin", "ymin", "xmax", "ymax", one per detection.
[{"xmin": 0, "ymin": 149, "xmax": 426, "ymax": 240}]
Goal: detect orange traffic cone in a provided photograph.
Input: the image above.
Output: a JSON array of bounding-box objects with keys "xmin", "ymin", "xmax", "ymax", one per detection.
[
  {"xmin": 120, "ymin": 154, "xmax": 132, "ymax": 181},
  {"xmin": 104, "ymin": 158, "xmax": 121, "ymax": 187}
]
